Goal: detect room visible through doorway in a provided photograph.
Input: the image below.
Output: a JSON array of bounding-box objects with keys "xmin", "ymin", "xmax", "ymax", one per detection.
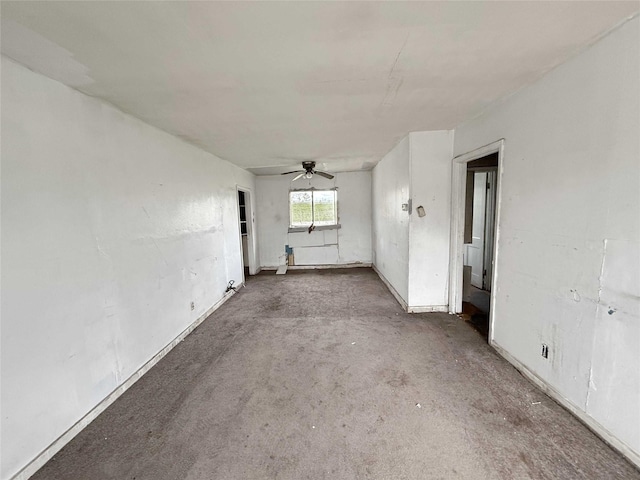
[{"xmin": 462, "ymin": 153, "xmax": 498, "ymax": 340}]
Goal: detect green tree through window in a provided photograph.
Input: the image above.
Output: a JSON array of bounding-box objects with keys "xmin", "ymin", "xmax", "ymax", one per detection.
[{"xmin": 289, "ymin": 190, "xmax": 337, "ymax": 227}]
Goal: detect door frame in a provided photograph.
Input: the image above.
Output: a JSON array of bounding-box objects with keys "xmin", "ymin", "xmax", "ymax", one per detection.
[
  {"xmin": 483, "ymin": 169, "xmax": 498, "ymax": 291},
  {"xmin": 467, "ymin": 171, "xmax": 487, "ymax": 290},
  {"xmin": 448, "ymin": 139, "xmax": 504, "ymax": 344},
  {"xmin": 236, "ymin": 186, "xmax": 257, "ymax": 280}
]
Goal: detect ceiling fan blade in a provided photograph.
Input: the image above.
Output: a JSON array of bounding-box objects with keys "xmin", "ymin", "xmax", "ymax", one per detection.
[
  {"xmin": 315, "ymin": 171, "xmax": 335, "ymax": 180},
  {"xmin": 281, "ymin": 170, "xmax": 303, "ymax": 175},
  {"xmin": 291, "ymin": 173, "xmax": 306, "ymax": 181}
]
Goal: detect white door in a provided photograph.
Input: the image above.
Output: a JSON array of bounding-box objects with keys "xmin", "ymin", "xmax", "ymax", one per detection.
[
  {"xmin": 467, "ymin": 172, "xmax": 486, "ymax": 288},
  {"xmin": 483, "ymin": 170, "xmax": 498, "ymax": 291}
]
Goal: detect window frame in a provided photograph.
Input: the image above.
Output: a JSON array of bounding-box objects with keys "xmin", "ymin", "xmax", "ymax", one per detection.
[{"xmin": 288, "ymin": 188, "xmax": 340, "ymax": 232}]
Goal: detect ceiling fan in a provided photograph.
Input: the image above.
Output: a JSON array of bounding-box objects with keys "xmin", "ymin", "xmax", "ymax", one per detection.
[{"xmin": 281, "ymin": 161, "xmax": 334, "ymax": 181}]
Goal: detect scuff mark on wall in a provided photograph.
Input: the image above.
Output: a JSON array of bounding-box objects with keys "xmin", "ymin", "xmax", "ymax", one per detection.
[
  {"xmin": 151, "ymin": 238, "xmax": 169, "ymax": 267},
  {"xmin": 596, "ymin": 239, "xmax": 608, "ymax": 306},
  {"xmin": 95, "ymin": 236, "xmax": 112, "ymax": 262},
  {"xmin": 586, "ymin": 364, "xmax": 596, "ymax": 409}
]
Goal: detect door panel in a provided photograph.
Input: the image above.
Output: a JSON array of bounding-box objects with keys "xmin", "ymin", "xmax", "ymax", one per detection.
[
  {"xmin": 483, "ymin": 170, "xmax": 498, "ymax": 291},
  {"xmin": 467, "ymin": 172, "xmax": 486, "ymax": 288}
]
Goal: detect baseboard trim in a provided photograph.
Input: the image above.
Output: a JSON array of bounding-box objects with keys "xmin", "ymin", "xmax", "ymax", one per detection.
[
  {"xmin": 372, "ymin": 264, "xmax": 408, "ymax": 311},
  {"xmin": 407, "ymin": 305, "xmax": 449, "ymax": 313},
  {"xmin": 11, "ymin": 285, "xmax": 243, "ymax": 480},
  {"xmin": 261, "ymin": 263, "xmax": 372, "ymax": 271},
  {"xmin": 491, "ymin": 341, "xmax": 640, "ymax": 470}
]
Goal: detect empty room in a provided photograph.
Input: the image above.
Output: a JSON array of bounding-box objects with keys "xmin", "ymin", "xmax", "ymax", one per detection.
[{"xmin": 1, "ymin": 2, "xmax": 639, "ymax": 479}]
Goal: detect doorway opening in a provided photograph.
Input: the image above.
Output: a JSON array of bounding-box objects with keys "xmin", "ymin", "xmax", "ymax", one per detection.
[
  {"xmin": 448, "ymin": 139, "xmax": 504, "ymax": 344},
  {"xmin": 237, "ymin": 188, "xmax": 254, "ymax": 282},
  {"xmin": 462, "ymin": 154, "xmax": 498, "ymax": 340}
]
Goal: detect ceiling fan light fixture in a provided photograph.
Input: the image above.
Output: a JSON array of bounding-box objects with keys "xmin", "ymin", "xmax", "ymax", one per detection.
[{"xmin": 281, "ymin": 161, "xmax": 334, "ymax": 181}]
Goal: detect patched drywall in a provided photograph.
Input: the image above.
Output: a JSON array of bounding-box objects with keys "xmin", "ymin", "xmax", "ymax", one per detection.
[
  {"xmin": 407, "ymin": 131, "xmax": 454, "ymax": 310},
  {"xmin": 0, "ymin": 57, "xmax": 255, "ymax": 480},
  {"xmin": 372, "ymin": 137, "xmax": 411, "ymax": 303},
  {"xmin": 454, "ymin": 17, "xmax": 640, "ymax": 461},
  {"xmin": 255, "ymin": 171, "xmax": 372, "ymax": 267}
]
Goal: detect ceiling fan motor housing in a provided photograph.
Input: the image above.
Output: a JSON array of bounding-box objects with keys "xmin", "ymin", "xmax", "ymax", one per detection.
[{"xmin": 281, "ymin": 161, "xmax": 334, "ymax": 180}]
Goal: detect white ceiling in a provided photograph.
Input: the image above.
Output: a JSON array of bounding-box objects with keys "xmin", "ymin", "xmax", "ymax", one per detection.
[{"xmin": 2, "ymin": 2, "xmax": 638, "ymax": 174}]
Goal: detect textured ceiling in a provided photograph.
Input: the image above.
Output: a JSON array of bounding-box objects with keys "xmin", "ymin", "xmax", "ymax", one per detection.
[{"xmin": 2, "ymin": 1, "xmax": 638, "ymax": 174}]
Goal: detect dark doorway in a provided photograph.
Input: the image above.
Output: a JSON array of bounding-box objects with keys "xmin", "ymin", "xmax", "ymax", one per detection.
[
  {"xmin": 238, "ymin": 190, "xmax": 250, "ymax": 278},
  {"xmin": 462, "ymin": 153, "xmax": 498, "ymax": 340}
]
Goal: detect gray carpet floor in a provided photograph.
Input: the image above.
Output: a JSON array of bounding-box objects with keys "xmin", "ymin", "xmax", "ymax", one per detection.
[{"xmin": 32, "ymin": 268, "xmax": 639, "ymax": 479}]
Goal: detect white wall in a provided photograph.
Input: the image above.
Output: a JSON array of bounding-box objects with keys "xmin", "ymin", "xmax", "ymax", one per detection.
[
  {"xmin": 454, "ymin": 17, "xmax": 640, "ymax": 462},
  {"xmin": 372, "ymin": 132, "xmax": 454, "ymax": 310},
  {"xmin": 371, "ymin": 137, "xmax": 411, "ymax": 304},
  {"xmin": 1, "ymin": 57, "xmax": 255, "ymax": 480},
  {"xmin": 255, "ymin": 171, "xmax": 372, "ymax": 267},
  {"xmin": 407, "ymin": 131, "xmax": 453, "ymax": 310}
]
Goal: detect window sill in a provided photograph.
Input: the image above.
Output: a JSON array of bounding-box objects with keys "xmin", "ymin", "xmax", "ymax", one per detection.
[{"xmin": 288, "ymin": 224, "xmax": 341, "ymax": 233}]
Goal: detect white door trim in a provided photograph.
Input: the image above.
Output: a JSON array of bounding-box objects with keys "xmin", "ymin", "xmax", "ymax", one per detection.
[{"xmin": 448, "ymin": 139, "xmax": 505, "ymax": 344}]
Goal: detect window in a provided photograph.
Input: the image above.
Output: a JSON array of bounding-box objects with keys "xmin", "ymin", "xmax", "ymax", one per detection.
[{"xmin": 289, "ymin": 190, "xmax": 337, "ymax": 227}]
